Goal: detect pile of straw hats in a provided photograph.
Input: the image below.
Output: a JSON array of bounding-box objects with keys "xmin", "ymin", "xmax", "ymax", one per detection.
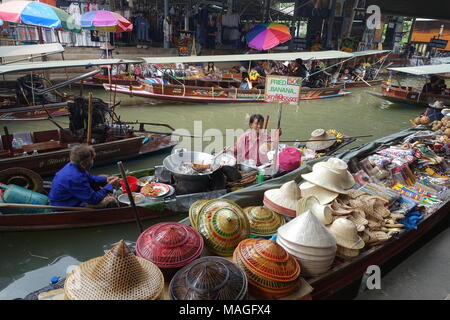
[
  {"xmin": 196, "ymin": 199, "xmax": 250, "ymax": 256},
  {"xmin": 263, "ymin": 181, "xmax": 301, "ymax": 217},
  {"xmin": 64, "ymin": 240, "xmax": 164, "ymax": 300},
  {"xmin": 296, "ymin": 196, "xmax": 333, "ymax": 226},
  {"xmin": 306, "ymin": 129, "xmax": 337, "ymax": 151},
  {"xmin": 328, "ymin": 218, "xmax": 365, "ymax": 259},
  {"xmin": 136, "ymin": 222, "xmax": 204, "ymax": 279},
  {"xmin": 233, "ymin": 239, "xmax": 301, "ymax": 299},
  {"xmin": 244, "ymin": 206, "xmax": 285, "ymax": 238},
  {"xmin": 299, "ymin": 181, "xmax": 338, "ymax": 205},
  {"xmin": 276, "ymin": 211, "xmax": 337, "ymax": 276},
  {"xmin": 301, "ymin": 157, "xmax": 355, "ymax": 194},
  {"xmin": 169, "ymin": 256, "xmax": 248, "ymax": 300}
]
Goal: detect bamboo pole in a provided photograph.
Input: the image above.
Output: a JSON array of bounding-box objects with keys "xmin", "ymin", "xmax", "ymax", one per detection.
[{"xmin": 87, "ymin": 92, "xmax": 93, "ymax": 144}]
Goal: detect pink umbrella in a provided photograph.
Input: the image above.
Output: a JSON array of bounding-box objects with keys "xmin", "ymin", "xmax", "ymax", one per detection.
[{"xmin": 80, "ymin": 10, "xmax": 132, "ymax": 33}]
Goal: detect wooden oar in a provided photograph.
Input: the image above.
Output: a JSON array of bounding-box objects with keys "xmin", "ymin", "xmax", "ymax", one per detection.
[{"xmin": 0, "ymin": 203, "xmax": 91, "ymax": 211}]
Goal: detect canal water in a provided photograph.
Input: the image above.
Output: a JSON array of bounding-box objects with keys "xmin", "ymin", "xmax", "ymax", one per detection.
[{"xmin": 0, "ymin": 84, "xmax": 426, "ymax": 299}]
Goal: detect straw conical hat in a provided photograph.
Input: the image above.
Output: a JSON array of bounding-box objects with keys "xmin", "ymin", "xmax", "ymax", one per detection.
[
  {"xmin": 263, "ymin": 181, "xmax": 301, "ymax": 217},
  {"xmin": 305, "ymin": 129, "xmax": 336, "ymax": 151},
  {"xmin": 189, "ymin": 200, "xmax": 208, "ymax": 229},
  {"xmin": 301, "ymin": 158, "xmax": 355, "ymax": 194},
  {"xmin": 197, "ymin": 199, "xmax": 250, "ymax": 256},
  {"xmin": 296, "ymin": 196, "xmax": 333, "ymax": 226},
  {"xmin": 299, "ymin": 181, "xmax": 338, "ymax": 205},
  {"xmin": 64, "ymin": 240, "xmax": 164, "ymax": 300},
  {"xmin": 328, "ymin": 218, "xmax": 365, "ymax": 250},
  {"xmin": 244, "ymin": 206, "xmax": 285, "ymax": 238},
  {"xmin": 278, "ymin": 210, "xmax": 337, "ymax": 249},
  {"xmin": 276, "ymin": 234, "xmax": 336, "ymax": 258}
]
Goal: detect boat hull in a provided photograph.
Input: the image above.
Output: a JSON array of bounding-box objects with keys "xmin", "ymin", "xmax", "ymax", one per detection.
[
  {"xmin": 104, "ymin": 83, "xmax": 351, "ymax": 103},
  {"xmin": 0, "ymin": 102, "xmax": 69, "ymax": 121}
]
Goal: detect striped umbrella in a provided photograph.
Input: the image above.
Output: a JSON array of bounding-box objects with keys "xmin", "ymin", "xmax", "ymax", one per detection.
[
  {"xmin": 80, "ymin": 10, "xmax": 132, "ymax": 33},
  {"xmin": 0, "ymin": 1, "xmax": 81, "ymax": 33},
  {"xmin": 246, "ymin": 23, "xmax": 292, "ymax": 51}
]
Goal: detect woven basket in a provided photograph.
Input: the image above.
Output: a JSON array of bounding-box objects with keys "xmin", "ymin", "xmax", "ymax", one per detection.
[
  {"xmin": 197, "ymin": 199, "xmax": 250, "ymax": 256},
  {"xmin": 64, "ymin": 240, "xmax": 164, "ymax": 300},
  {"xmin": 169, "ymin": 256, "xmax": 248, "ymax": 300}
]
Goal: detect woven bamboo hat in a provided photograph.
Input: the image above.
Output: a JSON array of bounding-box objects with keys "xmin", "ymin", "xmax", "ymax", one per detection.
[
  {"xmin": 233, "ymin": 239, "xmax": 300, "ymax": 299},
  {"xmin": 189, "ymin": 200, "xmax": 208, "ymax": 229},
  {"xmin": 136, "ymin": 222, "xmax": 204, "ymax": 270},
  {"xmin": 336, "ymin": 245, "xmax": 360, "ymax": 259},
  {"xmin": 278, "ymin": 210, "xmax": 337, "ymax": 249},
  {"xmin": 301, "ymin": 158, "xmax": 355, "ymax": 194},
  {"xmin": 296, "ymin": 196, "xmax": 333, "ymax": 226},
  {"xmin": 299, "ymin": 181, "xmax": 338, "ymax": 205},
  {"xmin": 244, "ymin": 206, "xmax": 285, "ymax": 238},
  {"xmin": 263, "ymin": 181, "xmax": 301, "ymax": 217},
  {"xmin": 306, "ymin": 129, "xmax": 336, "ymax": 151},
  {"xmin": 169, "ymin": 256, "xmax": 248, "ymax": 300},
  {"xmin": 64, "ymin": 240, "xmax": 164, "ymax": 300},
  {"xmin": 197, "ymin": 199, "xmax": 250, "ymax": 256},
  {"xmin": 328, "ymin": 218, "xmax": 365, "ymax": 250}
]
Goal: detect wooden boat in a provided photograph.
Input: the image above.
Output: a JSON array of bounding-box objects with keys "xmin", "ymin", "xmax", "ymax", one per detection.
[
  {"xmin": 0, "ymin": 57, "xmax": 141, "ymax": 121},
  {"xmin": 0, "ymin": 127, "xmax": 176, "ymax": 176},
  {"xmin": 367, "ymin": 64, "xmax": 450, "ymax": 108},
  {"xmin": 104, "ymin": 81, "xmax": 351, "ymax": 103},
  {"xmin": 332, "ymin": 79, "xmax": 383, "ymax": 89}
]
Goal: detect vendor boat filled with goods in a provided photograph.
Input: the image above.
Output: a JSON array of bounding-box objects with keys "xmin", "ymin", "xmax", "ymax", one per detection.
[
  {"xmin": 0, "ymin": 50, "xmax": 141, "ymax": 121},
  {"xmin": 15, "ymin": 127, "xmax": 450, "ymax": 300},
  {"xmin": 367, "ymin": 64, "xmax": 450, "ymax": 108}
]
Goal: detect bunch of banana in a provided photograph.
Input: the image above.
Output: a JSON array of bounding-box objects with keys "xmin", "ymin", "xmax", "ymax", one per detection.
[{"xmin": 327, "ymin": 129, "xmax": 344, "ymax": 144}]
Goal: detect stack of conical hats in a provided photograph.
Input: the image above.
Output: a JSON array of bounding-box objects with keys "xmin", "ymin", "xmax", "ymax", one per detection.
[
  {"xmin": 328, "ymin": 218, "xmax": 365, "ymax": 259},
  {"xmin": 169, "ymin": 256, "xmax": 248, "ymax": 300},
  {"xmin": 277, "ymin": 211, "xmax": 337, "ymax": 276},
  {"xmin": 244, "ymin": 206, "xmax": 285, "ymax": 238},
  {"xmin": 136, "ymin": 222, "xmax": 204, "ymax": 279},
  {"xmin": 233, "ymin": 239, "xmax": 301, "ymax": 299},
  {"xmin": 64, "ymin": 240, "xmax": 164, "ymax": 300},
  {"xmin": 196, "ymin": 199, "xmax": 250, "ymax": 256}
]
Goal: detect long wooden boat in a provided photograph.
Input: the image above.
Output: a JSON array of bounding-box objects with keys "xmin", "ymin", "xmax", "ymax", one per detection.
[
  {"xmin": 0, "ymin": 101, "xmax": 69, "ymax": 120},
  {"xmin": 367, "ymin": 82, "xmax": 450, "ymax": 108},
  {"xmin": 332, "ymin": 79, "xmax": 383, "ymax": 89},
  {"xmin": 104, "ymin": 82, "xmax": 351, "ymax": 103},
  {"xmin": 0, "ymin": 205, "xmax": 182, "ymax": 232},
  {"xmin": 81, "ymin": 73, "xmax": 140, "ymax": 87},
  {"xmin": 0, "ymin": 127, "xmax": 176, "ymax": 176}
]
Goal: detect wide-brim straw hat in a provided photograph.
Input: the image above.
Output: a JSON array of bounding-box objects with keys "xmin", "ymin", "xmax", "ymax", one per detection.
[
  {"xmin": 64, "ymin": 240, "xmax": 164, "ymax": 300},
  {"xmin": 244, "ymin": 206, "xmax": 285, "ymax": 238},
  {"xmin": 263, "ymin": 181, "xmax": 301, "ymax": 217},
  {"xmin": 328, "ymin": 218, "xmax": 365, "ymax": 250},
  {"xmin": 296, "ymin": 196, "xmax": 333, "ymax": 226},
  {"xmin": 299, "ymin": 181, "xmax": 338, "ymax": 205},
  {"xmin": 277, "ymin": 210, "xmax": 337, "ymax": 249},
  {"xmin": 301, "ymin": 158, "xmax": 355, "ymax": 194},
  {"xmin": 306, "ymin": 128, "xmax": 337, "ymax": 151}
]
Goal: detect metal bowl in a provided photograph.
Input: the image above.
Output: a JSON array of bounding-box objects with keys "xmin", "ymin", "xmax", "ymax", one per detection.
[
  {"xmin": 118, "ymin": 192, "xmax": 145, "ymax": 205},
  {"xmin": 163, "ymin": 150, "xmax": 220, "ymax": 177}
]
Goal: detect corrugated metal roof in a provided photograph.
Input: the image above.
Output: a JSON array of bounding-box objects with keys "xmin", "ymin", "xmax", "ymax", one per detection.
[{"xmin": 0, "ymin": 43, "xmax": 64, "ymax": 59}]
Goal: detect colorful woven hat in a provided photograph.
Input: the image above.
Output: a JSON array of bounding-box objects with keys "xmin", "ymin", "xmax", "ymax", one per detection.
[
  {"xmin": 64, "ymin": 240, "xmax": 164, "ymax": 300},
  {"xmin": 263, "ymin": 181, "xmax": 301, "ymax": 217},
  {"xmin": 189, "ymin": 200, "xmax": 208, "ymax": 229},
  {"xmin": 306, "ymin": 129, "xmax": 336, "ymax": 151},
  {"xmin": 233, "ymin": 239, "xmax": 300, "ymax": 299},
  {"xmin": 299, "ymin": 181, "xmax": 338, "ymax": 205},
  {"xmin": 169, "ymin": 256, "xmax": 248, "ymax": 300},
  {"xmin": 301, "ymin": 158, "xmax": 355, "ymax": 194},
  {"xmin": 244, "ymin": 206, "xmax": 285, "ymax": 238},
  {"xmin": 136, "ymin": 222, "xmax": 204, "ymax": 277},
  {"xmin": 197, "ymin": 199, "xmax": 250, "ymax": 256},
  {"xmin": 328, "ymin": 218, "xmax": 365, "ymax": 250},
  {"xmin": 296, "ymin": 196, "xmax": 333, "ymax": 226}
]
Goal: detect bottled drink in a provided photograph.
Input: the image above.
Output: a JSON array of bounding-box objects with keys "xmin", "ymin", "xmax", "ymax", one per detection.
[
  {"xmin": 32, "ymin": 150, "xmax": 38, "ymax": 155},
  {"xmin": 11, "ymin": 138, "xmax": 20, "ymax": 149}
]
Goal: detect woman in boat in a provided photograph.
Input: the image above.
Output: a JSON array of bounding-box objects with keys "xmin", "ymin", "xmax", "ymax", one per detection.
[
  {"xmin": 227, "ymin": 114, "xmax": 280, "ymax": 167},
  {"xmin": 48, "ymin": 144, "xmax": 120, "ymax": 208},
  {"xmin": 422, "ymin": 75, "xmax": 442, "ymax": 94},
  {"xmin": 204, "ymin": 62, "xmax": 219, "ymax": 76},
  {"xmin": 240, "ymin": 72, "xmax": 253, "ymax": 89},
  {"xmin": 339, "ymin": 68, "xmax": 352, "ymax": 82}
]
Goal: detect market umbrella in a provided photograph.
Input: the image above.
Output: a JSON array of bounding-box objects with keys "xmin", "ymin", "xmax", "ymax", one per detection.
[
  {"xmin": 246, "ymin": 23, "xmax": 291, "ymax": 51},
  {"xmin": 79, "ymin": 10, "xmax": 132, "ymax": 33},
  {"xmin": 0, "ymin": 0, "xmax": 81, "ymax": 33}
]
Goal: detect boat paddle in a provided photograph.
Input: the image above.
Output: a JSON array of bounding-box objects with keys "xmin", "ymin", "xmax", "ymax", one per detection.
[{"xmin": 117, "ymin": 161, "xmax": 144, "ymax": 234}]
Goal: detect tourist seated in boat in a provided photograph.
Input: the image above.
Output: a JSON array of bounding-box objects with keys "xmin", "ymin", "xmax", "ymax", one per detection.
[
  {"xmin": 227, "ymin": 114, "xmax": 279, "ymax": 167},
  {"xmin": 204, "ymin": 62, "xmax": 219, "ymax": 76},
  {"xmin": 289, "ymin": 58, "xmax": 308, "ymax": 78},
  {"xmin": 240, "ymin": 72, "xmax": 253, "ymax": 89},
  {"xmin": 339, "ymin": 68, "xmax": 352, "ymax": 82},
  {"xmin": 422, "ymin": 76, "xmax": 442, "ymax": 94},
  {"xmin": 353, "ymin": 63, "xmax": 367, "ymax": 81},
  {"xmin": 48, "ymin": 145, "xmax": 120, "ymax": 209}
]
